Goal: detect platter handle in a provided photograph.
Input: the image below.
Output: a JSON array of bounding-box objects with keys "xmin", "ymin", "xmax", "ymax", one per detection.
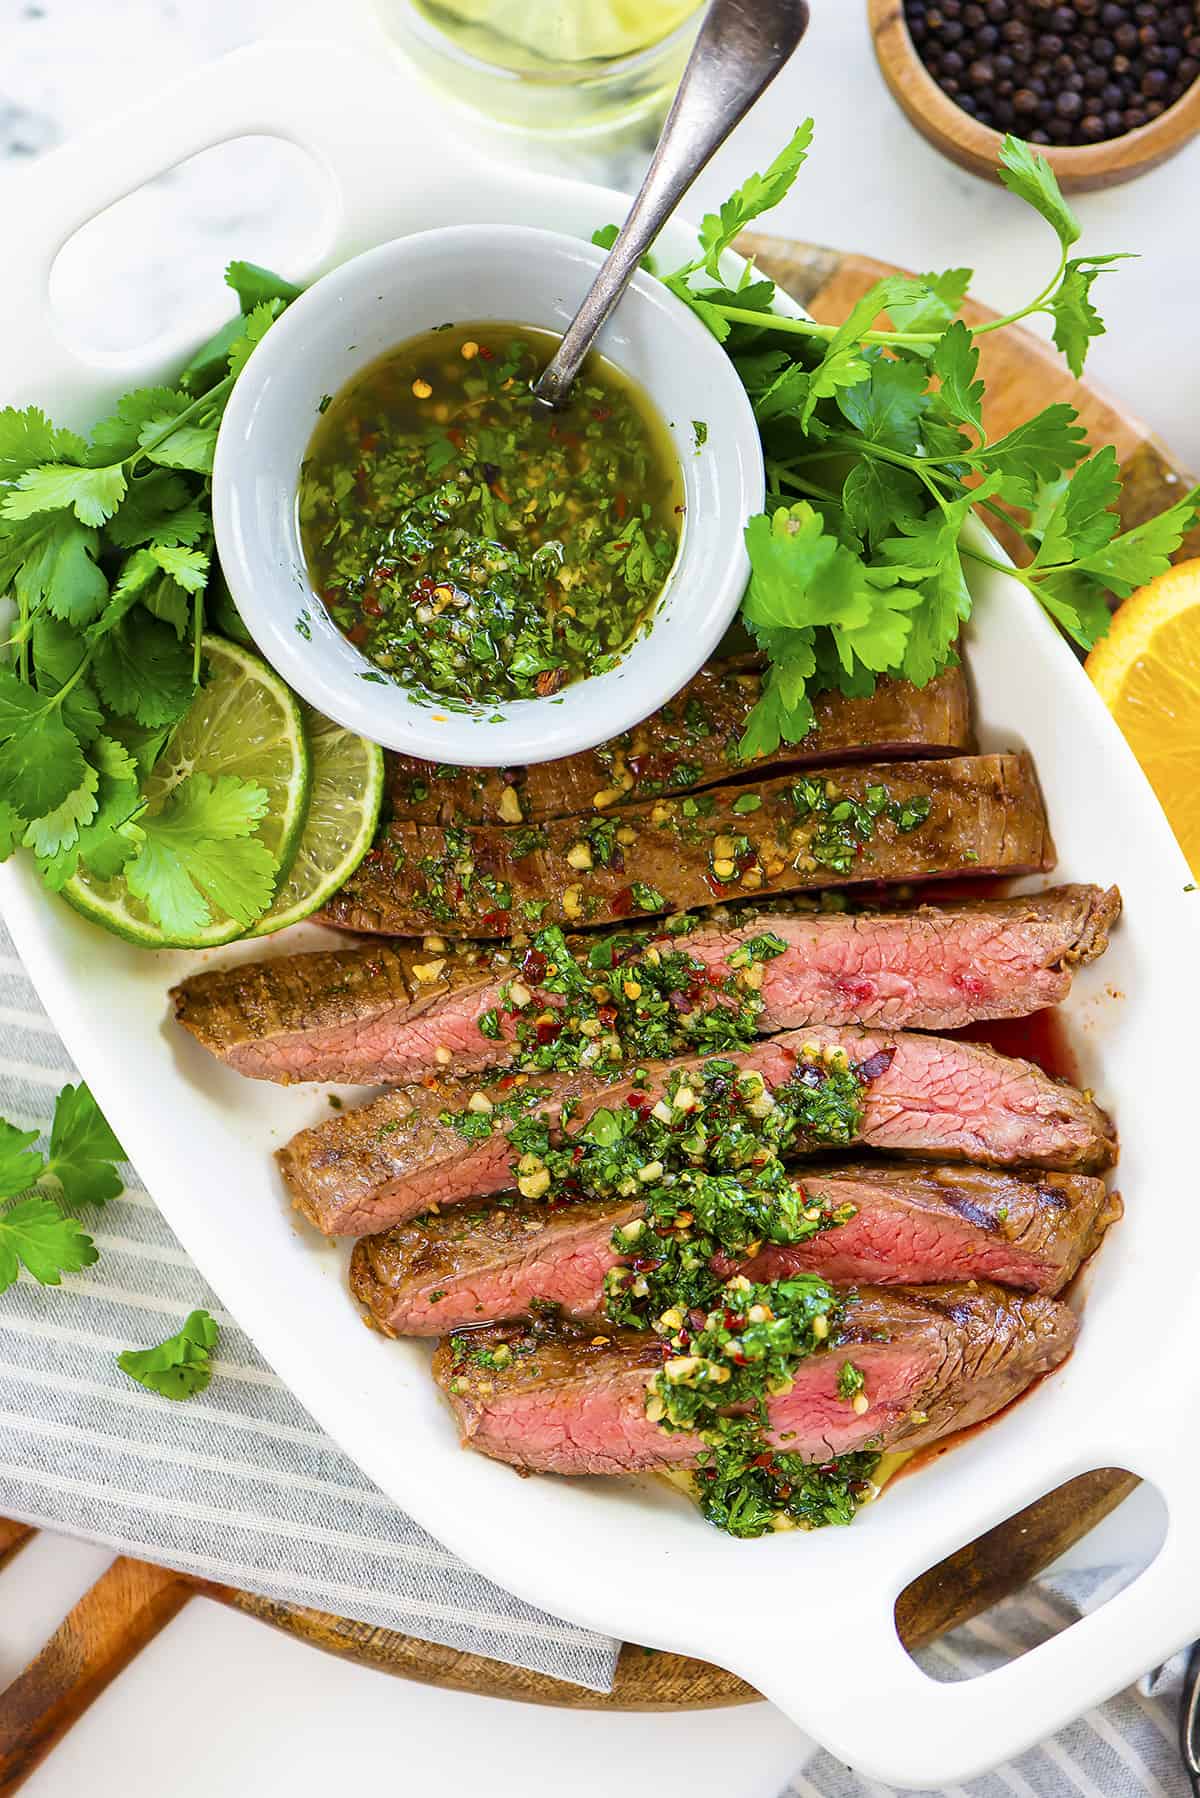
[
  {"xmin": 735, "ymin": 1439, "xmax": 1199, "ymax": 1788},
  {"xmin": 0, "ymin": 39, "xmax": 472, "ymax": 402}
]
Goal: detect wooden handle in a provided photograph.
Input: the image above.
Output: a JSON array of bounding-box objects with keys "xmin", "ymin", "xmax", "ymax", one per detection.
[
  {"xmin": 0, "ymin": 1523, "xmax": 33, "ymax": 1574},
  {"xmin": 0, "ymin": 1557, "xmax": 195, "ymax": 1796}
]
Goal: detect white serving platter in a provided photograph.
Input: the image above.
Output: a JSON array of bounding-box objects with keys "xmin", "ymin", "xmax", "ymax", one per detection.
[{"xmin": 3, "ymin": 41, "xmax": 1200, "ymax": 1788}]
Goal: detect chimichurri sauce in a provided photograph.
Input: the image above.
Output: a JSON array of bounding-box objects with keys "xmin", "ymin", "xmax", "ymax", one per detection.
[{"xmin": 298, "ymin": 323, "xmax": 684, "ymax": 709}]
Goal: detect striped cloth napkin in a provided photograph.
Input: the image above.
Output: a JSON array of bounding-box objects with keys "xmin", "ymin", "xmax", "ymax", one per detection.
[{"xmin": 0, "ymin": 913, "xmax": 618, "ymax": 1690}]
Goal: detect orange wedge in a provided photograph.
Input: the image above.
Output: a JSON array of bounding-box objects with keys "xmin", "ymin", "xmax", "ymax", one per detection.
[{"xmin": 1086, "ymin": 557, "xmax": 1200, "ymax": 874}]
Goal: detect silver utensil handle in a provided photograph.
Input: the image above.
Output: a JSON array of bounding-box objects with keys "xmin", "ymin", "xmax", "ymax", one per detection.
[
  {"xmin": 532, "ymin": 0, "xmax": 810, "ymax": 407},
  {"xmin": 1180, "ymin": 1639, "xmax": 1200, "ymax": 1794}
]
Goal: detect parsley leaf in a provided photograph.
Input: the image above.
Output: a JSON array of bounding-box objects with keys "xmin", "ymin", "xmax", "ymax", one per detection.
[
  {"xmin": 930, "ymin": 320, "xmax": 984, "ymax": 433},
  {"xmin": 696, "ymin": 122, "xmax": 813, "ymax": 277},
  {"xmin": 0, "ymin": 1121, "xmax": 44, "ymax": 1200},
  {"xmin": 997, "ymin": 134, "xmax": 1081, "ymax": 253},
  {"xmin": 1050, "ymin": 255, "xmax": 1131, "ymax": 378},
  {"xmin": 117, "ymin": 1308, "xmax": 219, "ymax": 1400},
  {"xmin": 45, "ymin": 1081, "xmax": 125, "ymax": 1208},
  {"xmin": 0, "ymin": 1196, "xmax": 98, "ymax": 1293}
]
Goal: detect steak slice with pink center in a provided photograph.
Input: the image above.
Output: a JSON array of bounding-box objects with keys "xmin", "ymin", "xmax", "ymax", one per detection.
[
  {"xmin": 350, "ymin": 1163, "xmax": 1118, "ymax": 1335},
  {"xmin": 279, "ymin": 1028, "xmax": 1115, "ymax": 1238},
  {"xmin": 431, "ymin": 1283, "xmax": 1078, "ymax": 1476},
  {"xmin": 171, "ymin": 884, "xmax": 1120, "ymax": 1087}
]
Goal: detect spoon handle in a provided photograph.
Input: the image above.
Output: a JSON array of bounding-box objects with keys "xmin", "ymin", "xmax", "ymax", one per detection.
[{"xmin": 532, "ymin": 0, "xmax": 810, "ymax": 407}]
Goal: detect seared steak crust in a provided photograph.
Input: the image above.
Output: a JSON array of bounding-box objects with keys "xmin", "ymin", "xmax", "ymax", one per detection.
[
  {"xmin": 321, "ymin": 753, "xmax": 1054, "ymax": 938},
  {"xmin": 351, "ymin": 1162, "xmax": 1117, "ymax": 1335},
  {"xmin": 172, "ymin": 884, "xmax": 1120, "ymax": 1087},
  {"xmin": 280, "ymin": 1028, "xmax": 1116, "ymax": 1237},
  {"xmin": 387, "ymin": 665, "xmax": 972, "ymax": 827},
  {"xmin": 431, "ymin": 1283, "xmax": 1078, "ymax": 1476}
]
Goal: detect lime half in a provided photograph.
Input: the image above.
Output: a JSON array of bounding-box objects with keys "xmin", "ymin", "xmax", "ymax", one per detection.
[
  {"xmin": 62, "ymin": 635, "xmax": 311, "ymax": 949},
  {"xmin": 248, "ymin": 708, "xmax": 384, "ymax": 937}
]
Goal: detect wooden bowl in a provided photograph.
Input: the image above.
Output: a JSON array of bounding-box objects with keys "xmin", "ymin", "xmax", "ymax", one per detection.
[{"xmin": 868, "ymin": 0, "xmax": 1200, "ymax": 191}]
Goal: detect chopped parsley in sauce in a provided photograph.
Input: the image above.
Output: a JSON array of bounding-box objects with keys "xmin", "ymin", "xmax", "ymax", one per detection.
[{"xmin": 298, "ymin": 323, "xmax": 682, "ymax": 708}]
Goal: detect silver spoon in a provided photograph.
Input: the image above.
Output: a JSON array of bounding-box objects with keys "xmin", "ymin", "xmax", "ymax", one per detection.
[{"xmin": 532, "ymin": 0, "xmax": 811, "ymax": 409}]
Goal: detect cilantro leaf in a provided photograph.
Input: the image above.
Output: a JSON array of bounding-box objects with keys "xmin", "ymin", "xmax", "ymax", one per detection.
[
  {"xmin": 107, "ymin": 471, "xmax": 208, "ymax": 548},
  {"xmin": 0, "ymin": 406, "xmax": 88, "ymax": 478},
  {"xmin": 88, "ymin": 388, "xmax": 186, "ymax": 463},
  {"xmin": 36, "ymin": 735, "xmax": 140, "ymax": 889},
  {"xmin": 997, "ymin": 135, "xmax": 1081, "ymax": 253},
  {"xmin": 696, "ymin": 123, "xmax": 814, "ymax": 277},
  {"xmin": 10, "ymin": 516, "xmax": 108, "ymax": 627},
  {"xmin": 930, "ymin": 320, "xmax": 984, "ymax": 433},
  {"xmin": 0, "ymin": 1121, "xmax": 44, "ymax": 1200},
  {"xmin": 92, "ymin": 612, "xmax": 195, "ymax": 726},
  {"xmin": 2, "ymin": 462, "xmax": 128, "ymax": 528},
  {"xmin": 138, "ymin": 411, "xmax": 217, "ymax": 476},
  {"xmin": 22, "ymin": 763, "xmax": 99, "ymax": 859},
  {"xmin": 45, "ymin": 1081, "xmax": 125, "ymax": 1208},
  {"xmin": 224, "ymin": 261, "xmax": 303, "ymax": 310},
  {"xmin": 0, "ymin": 1195, "xmax": 98, "ymax": 1293},
  {"xmin": 0, "ymin": 708, "xmax": 86, "ymax": 821},
  {"xmin": 227, "ymin": 301, "xmax": 283, "ymax": 380},
  {"xmin": 118, "ymin": 1308, "xmax": 219, "ymax": 1400},
  {"xmin": 124, "ymin": 772, "xmax": 276, "ymax": 936},
  {"xmin": 0, "ymin": 407, "xmax": 88, "ymax": 481}
]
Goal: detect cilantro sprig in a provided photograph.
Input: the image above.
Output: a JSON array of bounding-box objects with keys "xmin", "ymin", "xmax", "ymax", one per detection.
[
  {"xmin": 657, "ymin": 131, "xmax": 1199, "ymax": 754},
  {"xmin": 0, "ymin": 262, "xmax": 299, "ymax": 929},
  {"xmin": 0, "ymin": 1080, "xmax": 123, "ymax": 1293}
]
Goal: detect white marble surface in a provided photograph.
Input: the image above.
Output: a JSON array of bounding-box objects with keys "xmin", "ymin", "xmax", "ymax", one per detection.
[{"xmin": 0, "ymin": 2, "xmax": 1190, "ymax": 1792}]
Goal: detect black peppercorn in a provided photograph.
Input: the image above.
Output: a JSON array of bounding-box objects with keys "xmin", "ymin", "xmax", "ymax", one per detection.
[{"xmin": 903, "ymin": 0, "xmax": 1198, "ymax": 146}]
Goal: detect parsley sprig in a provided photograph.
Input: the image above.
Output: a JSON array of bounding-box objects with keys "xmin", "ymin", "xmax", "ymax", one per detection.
[
  {"xmin": 0, "ymin": 1080, "xmax": 123, "ymax": 1293},
  {"xmin": 0, "ymin": 263, "xmax": 297, "ymax": 928},
  {"xmin": 656, "ymin": 131, "xmax": 1200, "ymax": 755},
  {"xmin": 118, "ymin": 1308, "xmax": 219, "ymax": 1401}
]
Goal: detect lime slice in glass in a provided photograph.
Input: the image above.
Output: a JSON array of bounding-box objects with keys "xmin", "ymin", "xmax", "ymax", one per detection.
[
  {"xmin": 248, "ymin": 708, "xmax": 384, "ymax": 937},
  {"xmin": 62, "ymin": 635, "xmax": 310, "ymax": 949}
]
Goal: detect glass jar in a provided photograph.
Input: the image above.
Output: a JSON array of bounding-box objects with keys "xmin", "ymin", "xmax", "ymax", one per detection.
[{"xmin": 373, "ymin": 0, "xmax": 705, "ymax": 135}]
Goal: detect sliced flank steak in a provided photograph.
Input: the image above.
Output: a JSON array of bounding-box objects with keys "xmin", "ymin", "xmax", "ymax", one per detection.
[
  {"xmin": 172, "ymin": 884, "xmax": 1120, "ymax": 1088},
  {"xmin": 279, "ymin": 1028, "xmax": 1115, "ymax": 1238},
  {"xmin": 431, "ymin": 1283, "xmax": 1078, "ymax": 1476},
  {"xmin": 387, "ymin": 665, "xmax": 972, "ymax": 827},
  {"xmin": 350, "ymin": 1163, "xmax": 1118, "ymax": 1336},
  {"xmin": 320, "ymin": 753, "xmax": 1054, "ymax": 938}
]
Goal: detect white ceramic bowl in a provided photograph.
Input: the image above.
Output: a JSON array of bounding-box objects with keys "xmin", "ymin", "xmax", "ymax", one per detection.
[{"xmin": 212, "ymin": 224, "xmax": 764, "ymax": 765}]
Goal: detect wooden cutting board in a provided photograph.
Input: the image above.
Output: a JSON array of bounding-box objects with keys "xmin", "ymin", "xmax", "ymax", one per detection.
[{"xmin": 1, "ymin": 232, "xmax": 1189, "ymax": 1789}]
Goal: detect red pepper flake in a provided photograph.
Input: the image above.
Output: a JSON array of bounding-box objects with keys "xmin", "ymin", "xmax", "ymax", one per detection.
[
  {"xmin": 361, "ymin": 591, "xmax": 383, "ymax": 617},
  {"xmin": 597, "ymin": 1004, "xmax": 617, "ymax": 1027},
  {"xmin": 753, "ymin": 1452, "xmax": 775, "ymax": 1469},
  {"xmin": 478, "ymin": 345, "xmax": 495, "ymax": 361},
  {"xmin": 521, "ymin": 948, "xmax": 548, "ymax": 984},
  {"xmin": 592, "ymin": 406, "xmax": 612, "ymax": 422},
  {"xmin": 359, "ymin": 429, "xmax": 379, "ymax": 453},
  {"xmin": 347, "ymin": 623, "xmax": 369, "ymax": 647},
  {"xmin": 625, "ymin": 1090, "xmax": 653, "ymax": 1114},
  {"xmin": 613, "ymin": 492, "xmax": 628, "ymax": 520},
  {"xmin": 610, "ymin": 886, "xmax": 635, "ymax": 919},
  {"xmin": 534, "ymin": 1018, "xmax": 561, "ymax": 1046},
  {"xmin": 476, "ymin": 909, "xmax": 510, "ymax": 935}
]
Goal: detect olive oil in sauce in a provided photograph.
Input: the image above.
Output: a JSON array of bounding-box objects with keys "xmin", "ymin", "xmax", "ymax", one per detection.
[{"xmin": 298, "ymin": 323, "xmax": 684, "ymax": 710}]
